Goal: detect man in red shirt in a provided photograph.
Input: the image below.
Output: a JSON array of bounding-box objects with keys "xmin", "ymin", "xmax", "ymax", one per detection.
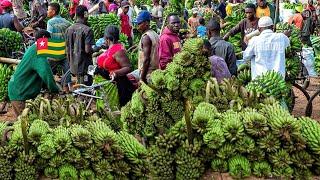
[{"xmin": 119, "ymin": 0, "xmax": 132, "ymax": 47}]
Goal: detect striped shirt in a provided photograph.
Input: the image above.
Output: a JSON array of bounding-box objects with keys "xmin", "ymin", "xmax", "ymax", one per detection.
[
  {"xmin": 243, "ymin": 29, "xmax": 290, "ymax": 79},
  {"xmin": 47, "ymin": 15, "xmax": 72, "ymax": 40}
]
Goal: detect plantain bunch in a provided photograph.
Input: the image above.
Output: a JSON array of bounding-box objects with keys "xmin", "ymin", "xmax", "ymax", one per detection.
[
  {"xmin": 0, "ymin": 157, "xmax": 13, "ymax": 180},
  {"xmin": 44, "ymin": 166, "xmax": 59, "ymax": 179},
  {"xmin": 148, "ymin": 146, "xmax": 175, "ymax": 179},
  {"xmin": 211, "ymin": 158, "xmax": 228, "ymax": 172},
  {"xmin": 246, "ymin": 71, "xmax": 289, "ymax": 100},
  {"xmin": 241, "ymin": 109, "xmax": 269, "ymax": 137},
  {"xmin": 235, "ymin": 135, "xmax": 255, "ymax": 154},
  {"xmin": 53, "ymin": 126, "xmax": 72, "ymax": 153},
  {"xmin": 79, "ymin": 169, "xmax": 95, "ymax": 180},
  {"xmin": 298, "ymin": 117, "xmax": 320, "ymax": 155},
  {"xmin": 115, "ymin": 131, "xmax": 148, "ymax": 178},
  {"xmin": 252, "ymin": 161, "xmax": 272, "ymax": 178},
  {"xmin": 203, "ymin": 120, "xmax": 225, "ymax": 149},
  {"xmin": 174, "ymin": 147, "xmax": 205, "ymax": 180},
  {"xmin": 70, "ymin": 124, "xmax": 93, "ymax": 149},
  {"xmin": 28, "ymin": 119, "xmax": 50, "ymax": 146},
  {"xmin": 37, "ymin": 134, "xmax": 56, "ymax": 159},
  {"xmin": 59, "ymin": 164, "xmax": 78, "ymax": 180},
  {"xmin": 8, "ymin": 122, "xmax": 24, "ymax": 152},
  {"xmin": 85, "ymin": 120, "xmax": 117, "ymax": 149},
  {"xmin": 13, "ymin": 152, "xmax": 37, "ymax": 180},
  {"xmin": 221, "ymin": 111, "xmax": 244, "ymax": 142},
  {"xmin": 192, "ymin": 102, "xmax": 219, "ymax": 134},
  {"xmin": 257, "ymin": 133, "xmax": 281, "ymax": 153},
  {"xmin": 228, "ymin": 155, "xmax": 251, "ymax": 179}
]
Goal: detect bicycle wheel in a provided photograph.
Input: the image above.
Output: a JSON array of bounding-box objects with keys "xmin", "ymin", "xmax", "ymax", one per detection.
[
  {"xmin": 290, "ymin": 83, "xmax": 311, "ymax": 116},
  {"xmin": 295, "ymin": 62, "xmax": 310, "ymax": 89}
]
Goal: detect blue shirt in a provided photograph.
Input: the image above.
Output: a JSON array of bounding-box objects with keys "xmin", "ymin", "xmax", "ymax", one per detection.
[
  {"xmin": 47, "ymin": 15, "xmax": 72, "ymax": 40},
  {"xmin": 197, "ymin": 25, "xmax": 207, "ymax": 38}
]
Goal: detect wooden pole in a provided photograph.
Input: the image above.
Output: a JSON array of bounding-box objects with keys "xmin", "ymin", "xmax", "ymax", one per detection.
[
  {"xmin": 273, "ymin": 0, "xmax": 280, "ymax": 32},
  {"xmin": 0, "ymin": 57, "xmax": 21, "ymax": 64}
]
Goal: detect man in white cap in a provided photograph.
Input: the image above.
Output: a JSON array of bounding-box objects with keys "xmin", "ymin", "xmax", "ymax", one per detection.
[
  {"xmin": 188, "ymin": 8, "xmax": 200, "ymax": 37},
  {"xmin": 243, "ymin": 16, "xmax": 290, "ymax": 79}
]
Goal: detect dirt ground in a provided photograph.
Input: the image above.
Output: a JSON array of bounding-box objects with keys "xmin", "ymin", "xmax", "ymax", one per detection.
[{"xmin": 292, "ymin": 77, "xmax": 320, "ymax": 121}]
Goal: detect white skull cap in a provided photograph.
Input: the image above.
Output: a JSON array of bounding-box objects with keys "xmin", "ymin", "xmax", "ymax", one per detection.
[{"xmin": 258, "ymin": 16, "xmax": 273, "ymax": 28}]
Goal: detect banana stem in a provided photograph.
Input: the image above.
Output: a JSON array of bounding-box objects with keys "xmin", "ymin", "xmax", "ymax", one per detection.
[
  {"xmin": 20, "ymin": 108, "xmax": 30, "ymax": 154},
  {"xmin": 184, "ymin": 99, "xmax": 193, "ymax": 143}
]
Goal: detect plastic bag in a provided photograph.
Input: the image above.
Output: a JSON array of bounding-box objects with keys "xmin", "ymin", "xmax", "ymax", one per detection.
[{"xmin": 302, "ymin": 47, "xmax": 318, "ymax": 77}]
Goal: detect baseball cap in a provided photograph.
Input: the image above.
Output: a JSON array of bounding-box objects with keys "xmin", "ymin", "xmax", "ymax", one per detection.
[
  {"xmin": 136, "ymin": 10, "xmax": 151, "ymax": 24},
  {"xmin": 192, "ymin": 8, "xmax": 198, "ymax": 14},
  {"xmin": 258, "ymin": 16, "xmax": 273, "ymax": 28},
  {"xmin": 121, "ymin": 0, "xmax": 130, "ymax": 8},
  {"xmin": 295, "ymin": 5, "xmax": 303, "ymax": 13},
  {"xmin": 1, "ymin": 0, "xmax": 12, "ymax": 8}
]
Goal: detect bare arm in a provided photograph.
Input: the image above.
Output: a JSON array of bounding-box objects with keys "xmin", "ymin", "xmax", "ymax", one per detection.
[
  {"xmin": 113, "ymin": 49, "xmax": 132, "ymax": 77},
  {"xmin": 140, "ymin": 35, "xmax": 152, "ymax": 83},
  {"xmin": 13, "ymin": 16, "xmax": 24, "ymax": 32}
]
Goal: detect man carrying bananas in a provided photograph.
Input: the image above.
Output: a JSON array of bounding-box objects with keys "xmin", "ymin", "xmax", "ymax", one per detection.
[
  {"xmin": 8, "ymin": 30, "xmax": 60, "ymax": 118},
  {"xmin": 243, "ymin": 16, "xmax": 290, "ymax": 79}
]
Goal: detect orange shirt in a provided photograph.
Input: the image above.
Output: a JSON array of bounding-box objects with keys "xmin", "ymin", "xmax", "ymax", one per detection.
[
  {"xmin": 256, "ymin": 6, "xmax": 271, "ymax": 18},
  {"xmin": 289, "ymin": 13, "xmax": 303, "ymax": 30}
]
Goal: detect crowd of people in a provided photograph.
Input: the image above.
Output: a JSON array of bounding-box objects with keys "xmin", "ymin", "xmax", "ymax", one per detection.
[{"xmin": 0, "ymin": 0, "xmax": 319, "ymax": 117}]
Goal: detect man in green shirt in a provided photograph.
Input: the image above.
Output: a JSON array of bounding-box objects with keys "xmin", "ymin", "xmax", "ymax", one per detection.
[{"xmin": 8, "ymin": 30, "xmax": 60, "ymax": 117}]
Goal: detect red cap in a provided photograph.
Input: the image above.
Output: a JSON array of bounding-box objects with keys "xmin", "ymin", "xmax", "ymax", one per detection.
[{"xmin": 1, "ymin": 0, "xmax": 12, "ymax": 8}]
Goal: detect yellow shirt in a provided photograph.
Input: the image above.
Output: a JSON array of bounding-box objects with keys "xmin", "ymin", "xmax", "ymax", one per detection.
[{"xmin": 256, "ymin": 6, "xmax": 271, "ymax": 18}]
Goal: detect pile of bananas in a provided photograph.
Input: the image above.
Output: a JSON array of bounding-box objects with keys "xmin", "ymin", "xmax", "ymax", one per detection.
[
  {"xmin": 88, "ymin": 13, "xmax": 120, "ymax": 40},
  {"xmin": 121, "ymin": 38, "xmax": 211, "ymax": 140},
  {"xmin": 148, "ymin": 101, "xmax": 320, "ymax": 179},
  {"xmin": 0, "ymin": 63, "xmax": 14, "ymax": 102},
  {"xmin": 246, "ymin": 71, "xmax": 290, "ymax": 101},
  {"xmin": 285, "ymin": 56, "xmax": 300, "ymax": 81},
  {"xmin": 0, "ymin": 28, "xmax": 23, "ymax": 57},
  {"xmin": 0, "ymin": 113, "xmax": 149, "ymax": 179}
]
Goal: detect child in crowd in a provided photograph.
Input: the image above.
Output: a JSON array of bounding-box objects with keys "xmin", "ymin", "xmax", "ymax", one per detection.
[{"xmin": 197, "ymin": 17, "xmax": 207, "ymax": 38}]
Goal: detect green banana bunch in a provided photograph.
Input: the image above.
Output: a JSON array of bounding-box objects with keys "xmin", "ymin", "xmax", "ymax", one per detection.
[
  {"xmin": 298, "ymin": 117, "xmax": 320, "ymax": 155},
  {"xmin": 272, "ymin": 165, "xmax": 294, "ymax": 178},
  {"xmin": 228, "ymin": 155, "xmax": 251, "ymax": 179},
  {"xmin": 64, "ymin": 147, "xmax": 82, "ymax": 164},
  {"xmin": 93, "ymin": 159, "xmax": 112, "ymax": 176},
  {"xmin": 85, "ymin": 120, "xmax": 117, "ymax": 149},
  {"xmin": 53, "ymin": 126, "xmax": 72, "ymax": 152},
  {"xmin": 183, "ymin": 38, "xmax": 204, "ymax": 56},
  {"xmin": 269, "ymin": 149, "xmax": 292, "ymax": 168},
  {"xmin": 242, "ymin": 110, "xmax": 269, "ymax": 137},
  {"xmin": 28, "ymin": 119, "xmax": 51, "ymax": 146},
  {"xmin": 8, "ymin": 122, "xmax": 24, "ymax": 152},
  {"xmin": 181, "ymin": 138, "xmax": 202, "ymax": 155},
  {"xmin": 130, "ymin": 91, "xmax": 145, "ymax": 117},
  {"xmin": 148, "ymin": 146, "xmax": 175, "ymax": 179},
  {"xmin": 0, "ymin": 28, "xmax": 23, "ymax": 57},
  {"xmin": 0, "ymin": 145, "xmax": 16, "ymax": 160},
  {"xmin": 211, "ymin": 158, "xmax": 228, "ymax": 172},
  {"xmin": 49, "ymin": 154, "xmax": 65, "ymax": 168},
  {"xmin": 235, "ymin": 135, "xmax": 255, "ymax": 154},
  {"xmin": 246, "ymin": 71, "xmax": 289, "ymax": 100},
  {"xmin": 0, "ymin": 121, "xmax": 7, "ymax": 137},
  {"xmin": 174, "ymin": 147, "xmax": 204, "ymax": 180},
  {"xmin": 237, "ymin": 69, "xmax": 251, "ymax": 86},
  {"xmin": 44, "ymin": 166, "xmax": 59, "ymax": 179},
  {"xmin": 0, "ymin": 63, "xmax": 14, "ymax": 102},
  {"xmin": 221, "ymin": 111, "xmax": 244, "ymax": 141},
  {"xmin": 160, "ymin": 96, "xmax": 184, "ymax": 121},
  {"xmin": 291, "ymin": 151, "xmax": 314, "ymax": 169},
  {"xmin": 252, "ymin": 161, "xmax": 272, "ymax": 178},
  {"xmin": 59, "ymin": 164, "xmax": 78, "ymax": 180},
  {"xmin": 286, "ymin": 56, "xmax": 300, "ymax": 81},
  {"xmin": 167, "ymin": 120, "xmax": 188, "ymax": 142},
  {"xmin": 70, "ymin": 124, "xmax": 93, "ymax": 149},
  {"xmin": 192, "ymin": 102, "xmax": 219, "ymax": 134},
  {"xmin": 110, "ymin": 160, "xmax": 130, "ymax": 178},
  {"xmin": 217, "ymin": 143, "xmax": 236, "ymax": 159},
  {"xmin": 247, "ymin": 148, "xmax": 266, "ymax": 162},
  {"xmin": 0, "ymin": 157, "xmax": 12, "ymax": 180},
  {"xmin": 79, "ymin": 169, "xmax": 95, "ymax": 180},
  {"xmin": 83, "ymin": 145, "xmax": 103, "ymax": 162},
  {"xmin": 293, "ymin": 168, "xmax": 313, "ymax": 180},
  {"xmin": 203, "ymin": 121, "xmax": 225, "ymax": 149},
  {"xmin": 87, "ymin": 14, "xmax": 120, "ymax": 40},
  {"xmin": 13, "ymin": 157, "xmax": 37, "ymax": 180},
  {"xmin": 115, "ymin": 131, "xmax": 147, "ymax": 165},
  {"xmin": 155, "ymin": 133, "xmax": 178, "ymax": 150},
  {"xmin": 257, "ymin": 133, "xmax": 281, "ymax": 153},
  {"xmin": 119, "ymin": 33, "xmax": 129, "ymax": 49},
  {"xmin": 37, "ymin": 134, "xmax": 56, "ymax": 159}
]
